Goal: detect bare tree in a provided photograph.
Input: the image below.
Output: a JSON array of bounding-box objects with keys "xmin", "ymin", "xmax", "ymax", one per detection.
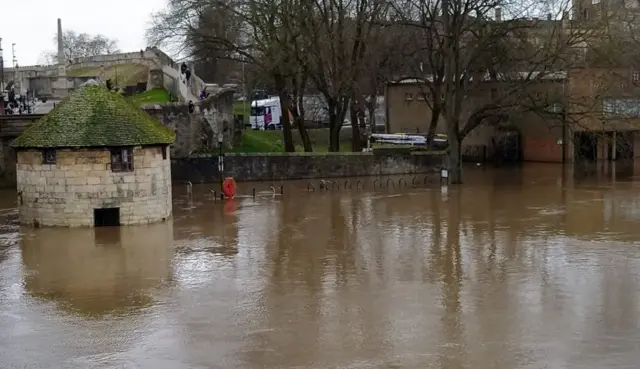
[
  {"xmin": 392, "ymin": 0, "xmax": 597, "ymax": 183},
  {"xmin": 148, "ymin": 0, "xmax": 316, "ymax": 151},
  {"xmin": 291, "ymin": 0, "xmax": 391, "ymax": 151},
  {"xmin": 45, "ymin": 30, "xmax": 119, "ymax": 63}
]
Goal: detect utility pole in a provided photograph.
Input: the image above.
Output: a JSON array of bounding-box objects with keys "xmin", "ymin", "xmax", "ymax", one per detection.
[
  {"xmin": 242, "ymin": 56, "xmax": 247, "ymax": 121},
  {"xmin": 0, "ymin": 38, "xmax": 4, "ymax": 93},
  {"xmin": 0, "ymin": 38, "xmax": 3, "ymax": 115},
  {"xmin": 11, "ymin": 43, "xmax": 16, "ymax": 68}
]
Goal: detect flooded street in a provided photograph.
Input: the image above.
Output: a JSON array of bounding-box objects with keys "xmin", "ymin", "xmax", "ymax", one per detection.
[{"xmin": 2, "ymin": 163, "xmax": 640, "ymax": 368}]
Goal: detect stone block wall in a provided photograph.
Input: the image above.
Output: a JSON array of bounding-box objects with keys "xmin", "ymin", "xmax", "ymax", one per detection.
[
  {"xmin": 142, "ymin": 88, "xmax": 236, "ymax": 157},
  {"xmin": 171, "ymin": 151, "xmax": 446, "ymax": 183},
  {"xmin": 16, "ymin": 146, "xmax": 172, "ymax": 227}
]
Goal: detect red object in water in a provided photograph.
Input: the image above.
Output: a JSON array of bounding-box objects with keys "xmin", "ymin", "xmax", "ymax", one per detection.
[
  {"xmin": 223, "ymin": 199, "xmax": 237, "ymax": 214},
  {"xmin": 222, "ymin": 177, "xmax": 236, "ymax": 199}
]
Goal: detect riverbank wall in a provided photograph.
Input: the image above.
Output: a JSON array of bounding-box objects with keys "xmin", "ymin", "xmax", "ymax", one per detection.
[{"xmin": 171, "ymin": 151, "xmax": 446, "ymax": 183}]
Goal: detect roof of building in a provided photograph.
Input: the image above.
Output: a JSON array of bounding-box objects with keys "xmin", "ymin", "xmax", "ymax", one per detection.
[
  {"xmin": 389, "ymin": 71, "xmax": 567, "ymax": 85},
  {"xmin": 12, "ymin": 84, "xmax": 175, "ymax": 149}
]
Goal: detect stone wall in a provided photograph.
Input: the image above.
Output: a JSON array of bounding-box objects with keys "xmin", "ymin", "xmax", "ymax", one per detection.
[
  {"xmin": 16, "ymin": 146, "xmax": 172, "ymax": 227},
  {"xmin": 171, "ymin": 151, "xmax": 446, "ymax": 183},
  {"xmin": 142, "ymin": 88, "xmax": 236, "ymax": 157}
]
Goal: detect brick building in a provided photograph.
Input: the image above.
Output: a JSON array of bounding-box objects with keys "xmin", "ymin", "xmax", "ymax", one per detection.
[{"xmin": 385, "ymin": 74, "xmax": 568, "ymax": 163}]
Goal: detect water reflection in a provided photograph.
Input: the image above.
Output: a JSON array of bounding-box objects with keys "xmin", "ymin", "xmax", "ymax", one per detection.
[
  {"xmin": 1, "ymin": 165, "xmax": 640, "ymax": 368},
  {"xmin": 21, "ymin": 222, "xmax": 174, "ymax": 316}
]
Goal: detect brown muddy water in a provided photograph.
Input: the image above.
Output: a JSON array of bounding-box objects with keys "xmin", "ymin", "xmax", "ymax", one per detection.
[{"xmin": 2, "ymin": 163, "xmax": 640, "ymax": 369}]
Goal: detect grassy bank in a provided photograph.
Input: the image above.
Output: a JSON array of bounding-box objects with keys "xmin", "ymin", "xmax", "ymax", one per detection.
[
  {"xmin": 233, "ymin": 101, "xmax": 250, "ymax": 126},
  {"xmin": 233, "ymin": 129, "xmax": 352, "ymax": 153},
  {"xmin": 232, "ymin": 129, "xmax": 436, "ymax": 153},
  {"xmin": 131, "ymin": 88, "xmax": 171, "ymax": 105}
]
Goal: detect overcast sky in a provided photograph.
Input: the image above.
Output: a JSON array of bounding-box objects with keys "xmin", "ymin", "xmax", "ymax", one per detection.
[{"xmin": 0, "ymin": 0, "xmax": 167, "ymax": 66}]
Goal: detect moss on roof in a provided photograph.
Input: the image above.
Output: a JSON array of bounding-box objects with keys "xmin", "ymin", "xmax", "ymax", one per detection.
[{"xmin": 12, "ymin": 85, "xmax": 175, "ymax": 148}]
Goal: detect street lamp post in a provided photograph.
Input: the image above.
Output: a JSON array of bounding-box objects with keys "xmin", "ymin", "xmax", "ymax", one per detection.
[
  {"xmin": 217, "ymin": 133, "xmax": 224, "ymax": 198},
  {"xmin": 0, "ymin": 38, "xmax": 4, "ymax": 115}
]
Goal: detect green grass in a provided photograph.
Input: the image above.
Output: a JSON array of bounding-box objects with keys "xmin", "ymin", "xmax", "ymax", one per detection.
[
  {"xmin": 233, "ymin": 101, "xmax": 250, "ymax": 117},
  {"xmin": 131, "ymin": 88, "xmax": 171, "ymax": 105},
  {"xmin": 233, "ymin": 101, "xmax": 250, "ymax": 126},
  {"xmin": 231, "ymin": 128, "xmax": 355, "ymax": 153}
]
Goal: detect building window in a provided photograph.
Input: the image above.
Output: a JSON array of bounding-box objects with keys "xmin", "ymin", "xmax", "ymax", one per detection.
[
  {"xmin": 111, "ymin": 148, "xmax": 134, "ymax": 172},
  {"xmin": 161, "ymin": 146, "xmax": 167, "ymax": 160},
  {"xmin": 633, "ymin": 70, "xmax": 640, "ymax": 84},
  {"xmin": 405, "ymin": 93, "xmax": 413, "ymax": 101},
  {"xmin": 603, "ymin": 98, "xmax": 640, "ymax": 118},
  {"xmin": 583, "ymin": 9, "xmax": 589, "ymax": 20},
  {"xmin": 43, "ymin": 149, "xmax": 56, "ymax": 165}
]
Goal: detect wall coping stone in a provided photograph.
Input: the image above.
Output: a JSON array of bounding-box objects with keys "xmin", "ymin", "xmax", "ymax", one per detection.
[{"xmin": 175, "ymin": 150, "xmax": 445, "ymax": 159}]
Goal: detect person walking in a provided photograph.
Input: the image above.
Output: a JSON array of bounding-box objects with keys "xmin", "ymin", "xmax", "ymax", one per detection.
[{"xmin": 185, "ymin": 69, "xmax": 191, "ymax": 84}]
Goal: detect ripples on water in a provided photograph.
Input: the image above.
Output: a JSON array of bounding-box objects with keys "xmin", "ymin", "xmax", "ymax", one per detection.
[{"xmin": 1, "ymin": 164, "xmax": 640, "ymax": 368}]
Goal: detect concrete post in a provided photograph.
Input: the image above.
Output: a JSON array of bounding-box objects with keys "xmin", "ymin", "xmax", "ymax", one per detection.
[{"xmin": 611, "ymin": 131, "xmax": 617, "ymax": 161}]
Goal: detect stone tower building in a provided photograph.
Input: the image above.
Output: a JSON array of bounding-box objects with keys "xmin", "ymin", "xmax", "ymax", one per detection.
[{"xmin": 12, "ymin": 83, "xmax": 175, "ymax": 227}]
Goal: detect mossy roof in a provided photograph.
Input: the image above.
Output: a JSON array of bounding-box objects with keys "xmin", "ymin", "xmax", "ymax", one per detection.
[{"xmin": 12, "ymin": 85, "xmax": 175, "ymax": 149}]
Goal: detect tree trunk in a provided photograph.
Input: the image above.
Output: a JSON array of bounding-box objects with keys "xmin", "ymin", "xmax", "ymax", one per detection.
[
  {"xmin": 328, "ymin": 99, "xmax": 342, "ymax": 152},
  {"xmin": 273, "ymin": 73, "xmax": 295, "ymax": 152},
  {"xmin": 447, "ymin": 126, "xmax": 463, "ymax": 184},
  {"xmin": 350, "ymin": 106, "xmax": 362, "ymax": 152},
  {"xmin": 295, "ymin": 95, "xmax": 313, "ymax": 152},
  {"xmin": 427, "ymin": 106, "xmax": 440, "ymax": 147},
  {"xmin": 329, "ymin": 121, "xmax": 341, "ymax": 152},
  {"xmin": 365, "ymin": 94, "xmax": 376, "ymax": 147}
]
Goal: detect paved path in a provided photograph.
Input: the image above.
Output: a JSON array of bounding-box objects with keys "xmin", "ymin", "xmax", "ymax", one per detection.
[{"xmin": 33, "ymin": 100, "xmax": 60, "ymax": 114}]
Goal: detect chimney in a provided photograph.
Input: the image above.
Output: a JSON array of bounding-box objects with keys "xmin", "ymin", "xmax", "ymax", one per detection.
[
  {"xmin": 57, "ymin": 18, "xmax": 64, "ymax": 65},
  {"xmin": 547, "ymin": 13, "xmax": 552, "ymax": 21},
  {"xmin": 495, "ymin": 7, "xmax": 502, "ymax": 21}
]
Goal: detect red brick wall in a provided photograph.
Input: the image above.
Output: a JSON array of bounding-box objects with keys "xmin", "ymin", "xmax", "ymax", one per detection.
[{"xmin": 522, "ymin": 138, "xmax": 563, "ymax": 162}]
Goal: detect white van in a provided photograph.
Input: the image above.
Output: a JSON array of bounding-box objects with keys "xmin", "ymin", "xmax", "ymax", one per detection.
[{"xmin": 250, "ymin": 97, "xmax": 282, "ymax": 130}]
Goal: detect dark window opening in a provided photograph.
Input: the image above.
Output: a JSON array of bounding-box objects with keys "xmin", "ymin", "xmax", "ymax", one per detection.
[
  {"xmin": 250, "ymin": 106, "xmax": 265, "ymax": 116},
  {"xmin": 111, "ymin": 148, "xmax": 134, "ymax": 172},
  {"xmin": 161, "ymin": 146, "xmax": 167, "ymax": 160},
  {"xmin": 43, "ymin": 149, "xmax": 56, "ymax": 164},
  {"xmin": 94, "ymin": 208, "xmax": 120, "ymax": 227},
  {"xmin": 575, "ymin": 132, "xmax": 597, "ymax": 162}
]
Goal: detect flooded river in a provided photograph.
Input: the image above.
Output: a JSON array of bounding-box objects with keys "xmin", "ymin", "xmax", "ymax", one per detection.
[{"xmin": 2, "ymin": 163, "xmax": 640, "ymax": 368}]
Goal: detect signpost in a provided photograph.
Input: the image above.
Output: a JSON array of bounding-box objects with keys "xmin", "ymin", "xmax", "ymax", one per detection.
[{"xmin": 218, "ymin": 133, "xmax": 224, "ymax": 198}]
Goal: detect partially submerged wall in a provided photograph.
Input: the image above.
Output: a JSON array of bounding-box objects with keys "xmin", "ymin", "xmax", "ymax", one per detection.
[{"xmin": 171, "ymin": 151, "xmax": 446, "ymax": 183}]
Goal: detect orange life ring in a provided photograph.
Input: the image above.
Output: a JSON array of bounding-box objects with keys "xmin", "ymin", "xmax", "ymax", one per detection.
[{"xmin": 222, "ymin": 177, "xmax": 236, "ymax": 199}]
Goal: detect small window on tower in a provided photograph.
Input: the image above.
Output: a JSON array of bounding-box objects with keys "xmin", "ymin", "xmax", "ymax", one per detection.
[
  {"xmin": 633, "ymin": 69, "xmax": 640, "ymax": 83},
  {"xmin": 43, "ymin": 149, "xmax": 56, "ymax": 165},
  {"xmin": 111, "ymin": 148, "xmax": 134, "ymax": 172}
]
